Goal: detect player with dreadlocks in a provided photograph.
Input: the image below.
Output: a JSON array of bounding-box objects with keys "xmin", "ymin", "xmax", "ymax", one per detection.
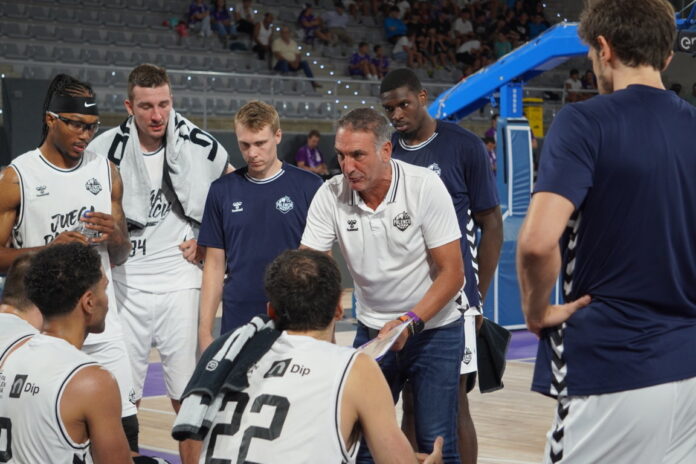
[{"xmin": 0, "ymin": 74, "xmax": 163, "ymax": 462}]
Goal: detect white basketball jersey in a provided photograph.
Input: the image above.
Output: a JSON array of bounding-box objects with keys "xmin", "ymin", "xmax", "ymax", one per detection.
[
  {"xmin": 201, "ymin": 334, "xmax": 359, "ymax": 464},
  {"xmin": 10, "ymin": 148, "xmax": 122, "ymax": 344},
  {"xmin": 0, "ymin": 334, "xmax": 97, "ymax": 464},
  {"xmin": 0, "ymin": 314, "xmax": 37, "ymax": 364},
  {"xmin": 111, "ymin": 146, "xmax": 202, "ymax": 292}
]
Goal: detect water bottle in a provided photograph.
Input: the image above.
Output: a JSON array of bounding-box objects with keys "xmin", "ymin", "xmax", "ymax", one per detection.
[{"xmin": 76, "ymin": 207, "xmax": 100, "ymax": 242}]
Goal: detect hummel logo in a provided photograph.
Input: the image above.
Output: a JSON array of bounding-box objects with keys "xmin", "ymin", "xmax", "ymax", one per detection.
[
  {"xmin": 36, "ymin": 185, "xmax": 49, "ymax": 197},
  {"xmin": 231, "ymin": 201, "xmax": 243, "ymax": 213},
  {"xmin": 84, "ymin": 102, "xmax": 96, "ymax": 108},
  {"xmin": 347, "ymin": 219, "xmax": 358, "ymax": 231}
]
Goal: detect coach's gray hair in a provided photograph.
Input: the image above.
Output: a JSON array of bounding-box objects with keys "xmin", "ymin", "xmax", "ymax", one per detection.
[{"xmin": 337, "ymin": 108, "xmax": 392, "ymax": 151}]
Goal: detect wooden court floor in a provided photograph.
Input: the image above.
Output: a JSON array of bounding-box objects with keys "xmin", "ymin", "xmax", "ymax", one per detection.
[{"xmin": 138, "ymin": 316, "xmax": 556, "ymax": 464}]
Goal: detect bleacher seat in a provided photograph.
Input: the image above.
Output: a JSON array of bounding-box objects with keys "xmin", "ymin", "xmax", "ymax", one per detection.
[
  {"xmin": 56, "ymin": 26, "xmax": 84, "ymax": 43},
  {"xmin": 22, "ymin": 65, "xmax": 51, "ymax": 80},
  {"xmin": 0, "ymin": 43, "xmax": 24, "ymax": 60},
  {"xmin": 235, "ymin": 77, "xmax": 260, "ymax": 94},
  {"xmin": 106, "ymin": 70, "xmax": 129, "ymax": 88},
  {"xmin": 187, "ymin": 75, "xmax": 207, "ymax": 92},
  {"xmin": 53, "ymin": 47, "xmax": 82, "ymax": 64},
  {"xmin": 80, "ymin": 49, "xmax": 108, "ymax": 66},
  {"xmin": 132, "ymin": 51, "xmax": 153, "ymax": 65},
  {"xmin": 76, "ymin": 10, "xmax": 102, "ymax": 26},
  {"xmin": 27, "ymin": 5, "xmax": 52, "ymax": 22},
  {"xmin": 185, "ymin": 55, "xmax": 212, "ymax": 71},
  {"xmin": 212, "ymin": 98, "xmax": 228, "ymax": 116},
  {"xmin": 3, "ymin": 4, "xmax": 26, "ymax": 19},
  {"xmin": 106, "ymin": 50, "xmax": 133, "ymax": 67},
  {"xmin": 101, "ymin": 11, "xmax": 123, "ymax": 28},
  {"xmin": 176, "ymin": 96, "xmax": 192, "ymax": 114},
  {"xmin": 121, "ymin": 12, "xmax": 145, "ymax": 28},
  {"xmin": 168, "ymin": 73, "xmax": 188, "ymax": 91},
  {"xmin": 28, "ymin": 24, "xmax": 56, "ymax": 42},
  {"xmin": 209, "ymin": 76, "xmax": 235, "ymax": 93},
  {"xmin": 52, "ymin": 7, "xmax": 76, "ymax": 23},
  {"xmin": 131, "ymin": 32, "xmax": 156, "ymax": 48},
  {"xmin": 27, "ymin": 45, "xmax": 51, "ymax": 62},
  {"xmin": 1, "ymin": 23, "xmax": 28, "ymax": 40},
  {"xmin": 84, "ymin": 69, "xmax": 106, "ymax": 87}
]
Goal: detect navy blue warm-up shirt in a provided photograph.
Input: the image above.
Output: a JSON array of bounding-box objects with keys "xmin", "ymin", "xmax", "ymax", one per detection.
[
  {"xmin": 198, "ymin": 163, "xmax": 323, "ymax": 333},
  {"xmin": 392, "ymin": 120, "xmax": 499, "ymax": 311},
  {"xmin": 533, "ymin": 85, "xmax": 696, "ymax": 397}
]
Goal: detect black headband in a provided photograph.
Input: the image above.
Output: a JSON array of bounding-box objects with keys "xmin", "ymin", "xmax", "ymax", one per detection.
[{"xmin": 48, "ymin": 95, "xmax": 99, "ymax": 116}]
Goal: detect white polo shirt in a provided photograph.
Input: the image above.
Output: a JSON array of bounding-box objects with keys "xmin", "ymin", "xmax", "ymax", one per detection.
[{"xmin": 301, "ymin": 159, "xmax": 462, "ymax": 330}]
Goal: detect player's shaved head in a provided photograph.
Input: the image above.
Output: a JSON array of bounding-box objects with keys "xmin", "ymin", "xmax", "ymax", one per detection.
[
  {"xmin": 264, "ymin": 250, "xmax": 341, "ymax": 331},
  {"xmin": 1, "ymin": 253, "xmax": 35, "ymax": 312}
]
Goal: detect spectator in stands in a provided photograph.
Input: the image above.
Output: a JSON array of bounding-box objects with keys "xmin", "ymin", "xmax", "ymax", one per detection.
[
  {"xmin": 511, "ymin": 11, "xmax": 529, "ymax": 41},
  {"xmin": 485, "ymin": 114, "xmax": 498, "ymax": 140},
  {"xmin": 211, "ymin": 0, "xmax": 237, "ymax": 47},
  {"xmin": 455, "ymin": 33, "xmax": 483, "ymax": 66},
  {"xmin": 253, "ymin": 12, "xmax": 274, "ymax": 61},
  {"xmin": 272, "ymin": 26, "xmax": 322, "ymax": 89},
  {"xmin": 349, "ymin": 42, "xmax": 379, "ymax": 80},
  {"xmin": 372, "ymin": 44, "xmax": 390, "ymax": 78},
  {"xmin": 396, "ymin": 0, "xmax": 411, "ymax": 19},
  {"xmin": 564, "ymin": 68, "xmax": 583, "ymax": 102},
  {"xmin": 483, "ymin": 136, "xmax": 497, "ymax": 174},
  {"xmin": 295, "ymin": 130, "xmax": 329, "ymax": 178},
  {"xmin": 393, "ymin": 31, "xmax": 425, "ymax": 68},
  {"xmin": 323, "ymin": 2, "xmax": 353, "ymax": 46},
  {"xmin": 298, "ymin": 5, "xmax": 331, "ymax": 45},
  {"xmin": 493, "ymin": 32, "xmax": 512, "ymax": 58},
  {"xmin": 581, "ymin": 69, "xmax": 597, "ymax": 91},
  {"xmin": 234, "ymin": 0, "xmax": 257, "ymax": 39},
  {"xmin": 426, "ymin": 27, "xmax": 455, "ymax": 70},
  {"xmin": 453, "ymin": 9, "xmax": 474, "ymax": 39},
  {"xmin": 686, "ymin": 82, "xmax": 696, "ymax": 106},
  {"xmin": 527, "ymin": 13, "xmax": 549, "ymax": 38},
  {"xmin": 187, "ymin": 0, "xmax": 212, "ymax": 37},
  {"xmin": 384, "ymin": 6, "xmax": 407, "ymax": 44}
]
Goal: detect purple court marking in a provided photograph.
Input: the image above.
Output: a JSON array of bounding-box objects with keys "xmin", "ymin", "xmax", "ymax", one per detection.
[
  {"xmin": 507, "ymin": 329, "xmax": 538, "ymax": 361},
  {"xmin": 141, "ymin": 447, "xmax": 180, "ymax": 464},
  {"xmin": 142, "ymin": 362, "xmax": 168, "ymax": 398}
]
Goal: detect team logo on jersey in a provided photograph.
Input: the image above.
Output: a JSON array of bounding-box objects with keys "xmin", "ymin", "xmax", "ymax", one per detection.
[
  {"xmin": 231, "ymin": 201, "xmax": 244, "ymax": 213},
  {"xmin": 35, "ymin": 185, "xmax": 49, "ymax": 197},
  {"xmin": 85, "ymin": 178, "xmax": 102, "ymax": 196},
  {"xmin": 393, "ymin": 211, "xmax": 412, "ymax": 231},
  {"xmin": 347, "ymin": 219, "xmax": 359, "ymax": 231},
  {"xmin": 275, "ymin": 196, "xmax": 294, "ymax": 214},
  {"xmin": 427, "ymin": 163, "xmax": 442, "ymax": 176},
  {"xmin": 264, "ymin": 358, "xmax": 292, "ymax": 378},
  {"xmin": 463, "ymin": 347, "xmax": 473, "ymax": 365},
  {"xmin": 206, "ymin": 360, "xmax": 219, "ymax": 371},
  {"xmin": 128, "ymin": 388, "xmax": 136, "ymax": 404}
]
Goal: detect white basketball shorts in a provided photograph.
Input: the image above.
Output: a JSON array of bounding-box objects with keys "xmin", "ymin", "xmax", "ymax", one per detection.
[
  {"xmin": 82, "ymin": 338, "xmax": 138, "ymax": 417},
  {"xmin": 543, "ymin": 376, "xmax": 696, "ymax": 464},
  {"xmin": 114, "ymin": 282, "xmax": 198, "ymax": 401}
]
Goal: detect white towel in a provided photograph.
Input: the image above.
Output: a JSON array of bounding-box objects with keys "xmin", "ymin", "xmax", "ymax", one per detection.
[{"xmin": 88, "ymin": 110, "xmax": 228, "ymax": 228}]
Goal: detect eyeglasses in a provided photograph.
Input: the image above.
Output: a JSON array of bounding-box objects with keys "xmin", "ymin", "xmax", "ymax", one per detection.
[{"xmin": 48, "ymin": 111, "xmax": 101, "ymax": 133}]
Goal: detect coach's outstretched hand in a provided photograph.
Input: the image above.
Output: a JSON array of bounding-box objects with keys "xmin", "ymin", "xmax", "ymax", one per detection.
[{"xmin": 416, "ymin": 436, "xmax": 444, "ymax": 464}]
